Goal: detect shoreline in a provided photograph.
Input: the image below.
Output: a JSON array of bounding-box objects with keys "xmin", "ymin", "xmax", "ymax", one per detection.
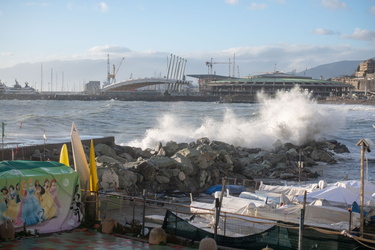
[
  {"xmin": 317, "ymin": 98, "xmax": 375, "ymax": 106},
  {"xmin": 1, "ymin": 92, "xmax": 375, "ymax": 105}
]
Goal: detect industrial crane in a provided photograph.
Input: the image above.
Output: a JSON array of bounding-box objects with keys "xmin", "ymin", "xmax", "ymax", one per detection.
[
  {"xmin": 206, "ymin": 58, "xmax": 232, "ymax": 80},
  {"xmin": 106, "ymin": 55, "xmax": 125, "ymax": 85}
]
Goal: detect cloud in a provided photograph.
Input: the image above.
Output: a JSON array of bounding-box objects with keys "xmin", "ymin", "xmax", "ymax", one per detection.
[
  {"xmin": 96, "ymin": 2, "xmax": 109, "ymax": 12},
  {"xmin": 341, "ymin": 28, "xmax": 375, "ymax": 42},
  {"xmin": 186, "ymin": 43, "xmax": 375, "ymax": 75},
  {"xmin": 312, "ymin": 28, "xmax": 335, "ymax": 35},
  {"xmin": 0, "ymin": 52, "xmax": 14, "ymax": 56},
  {"xmin": 247, "ymin": 2, "xmax": 267, "ymax": 10},
  {"xmin": 320, "ymin": 0, "xmax": 346, "ymax": 10},
  {"xmin": 88, "ymin": 45, "xmax": 131, "ymax": 54},
  {"xmin": 225, "ymin": 0, "xmax": 239, "ymax": 4}
]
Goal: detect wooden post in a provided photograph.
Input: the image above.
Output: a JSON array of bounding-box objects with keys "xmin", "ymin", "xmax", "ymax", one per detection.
[
  {"xmin": 142, "ymin": 189, "xmax": 146, "ymax": 236},
  {"xmin": 214, "ymin": 178, "xmax": 226, "ymax": 240}
]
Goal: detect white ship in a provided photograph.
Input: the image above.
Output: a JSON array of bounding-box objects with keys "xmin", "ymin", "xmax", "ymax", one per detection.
[{"xmin": 0, "ymin": 79, "xmax": 36, "ymax": 94}]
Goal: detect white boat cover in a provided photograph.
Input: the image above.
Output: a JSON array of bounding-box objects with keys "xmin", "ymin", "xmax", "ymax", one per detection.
[
  {"xmin": 258, "ymin": 181, "xmax": 318, "ymax": 196},
  {"xmin": 190, "ymin": 194, "xmax": 359, "ymax": 231},
  {"xmin": 294, "ymin": 184, "xmax": 375, "ymax": 206}
]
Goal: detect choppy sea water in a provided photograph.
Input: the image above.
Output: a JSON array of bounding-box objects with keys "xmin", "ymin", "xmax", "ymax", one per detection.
[{"xmin": 0, "ymin": 88, "xmax": 374, "ymax": 183}]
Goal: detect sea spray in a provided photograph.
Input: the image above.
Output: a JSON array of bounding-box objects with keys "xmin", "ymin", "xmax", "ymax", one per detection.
[
  {"xmin": 256, "ymin": 86, "xmax": 346, "ymax": 147},
  {"xmin": 129, "ymin": 86, "xmax": 346, "ymax": 150}
]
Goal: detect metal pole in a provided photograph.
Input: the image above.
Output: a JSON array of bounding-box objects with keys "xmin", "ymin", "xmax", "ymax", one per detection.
[
  {"xmin": 181, "ymin": 59, "xmax": 187, "ymax": 81},
  {"xmin": 132, "ymin": 197, "xmax": 135, "ymax": 223},
  {"xmin": 214, "ymin": 195, "xmax": 219, "ymax": 240},
  {"xmin": 359, "ymin": 142, "xmax": 365, "ymax": 237},
  {"xmin": 166, "ymin": 54, "xmax": 172, "ymax": 79},
  {"xmin": 174, "ymin": 57, "xmax": 180, "ymax": 79},
  {"xmin": 170, "ymin": 55, "xmax": 176, "ymax": 80},
  {"xmin": 175, "ymin": 57, "xmax": 181, "ymax": 80},
  {"xmin": 223, "ymin": 212, "xmax": 227, "ymax": 236}
]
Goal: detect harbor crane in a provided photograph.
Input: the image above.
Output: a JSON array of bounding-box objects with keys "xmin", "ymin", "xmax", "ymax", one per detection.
[
  {"xmin": 206, "ymin": 58, "xmax": 232, "ymax": 80},
  {"xmin": 106, "ymin": 55, "xmax": 125, "ymax": 85}
]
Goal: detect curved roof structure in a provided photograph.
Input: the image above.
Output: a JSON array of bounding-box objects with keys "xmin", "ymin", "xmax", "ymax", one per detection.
[{"xmin": 101, "ymin": 77, "xmax": 190, "ymax": 92}]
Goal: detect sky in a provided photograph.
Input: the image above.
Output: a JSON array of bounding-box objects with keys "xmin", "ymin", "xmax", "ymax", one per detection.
[{"xmin": 0, "ymin": 0, "xmax": 374, "ymax": 89}]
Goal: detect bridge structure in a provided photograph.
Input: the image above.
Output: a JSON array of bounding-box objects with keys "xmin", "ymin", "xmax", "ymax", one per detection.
[
  {"xmin": 101, "ymin": 77, "xmax": 191, "ymax": 92},
  {"xmin": 101, "ymin": 54, "xmax": 191, "ymax": 93}
]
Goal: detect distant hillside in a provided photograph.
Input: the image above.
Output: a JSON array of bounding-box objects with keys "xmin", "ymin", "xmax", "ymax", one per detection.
[{"xmin": 297, "ymin": 58, "xmax": 375, "ymax": 79}]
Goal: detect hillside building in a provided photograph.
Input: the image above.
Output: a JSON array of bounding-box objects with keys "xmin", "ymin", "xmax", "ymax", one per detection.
[
  {"xmin": 332, "ymin": 58, "xmax": 375, "ymax": 95},
  {"xmin": 355, "ymin": 59, "xmax": 375, "ymax": 78}
]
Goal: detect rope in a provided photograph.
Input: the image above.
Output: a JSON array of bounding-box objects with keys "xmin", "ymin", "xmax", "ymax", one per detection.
[{"xmin": 308, "ymin": 226, "xmax": 375, "ymax": 248}]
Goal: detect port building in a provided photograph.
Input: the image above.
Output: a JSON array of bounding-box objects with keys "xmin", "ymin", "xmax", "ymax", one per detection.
[{"xmin": 188, "ymin": 72, "xmax": 353, "ymax": 102}]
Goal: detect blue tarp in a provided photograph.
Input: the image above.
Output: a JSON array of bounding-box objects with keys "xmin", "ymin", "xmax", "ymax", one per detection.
[{"xmin": 205, "ymin": 184, "xmax": 246, "ymax": 194}]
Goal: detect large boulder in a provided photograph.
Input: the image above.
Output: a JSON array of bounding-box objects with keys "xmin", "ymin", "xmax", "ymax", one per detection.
[
  {"xmin": 134, "ymin": 162, "xmax": 157, "ymax": 181},
  {"xmin": 242, "ymin": 163, "xmax": 271, "ymax": 178},
  {"xmin": 95, "ymin": 143, "xmax": 117, "ymax": 158},
  {"xmin": 133, "ymin": 147, "xmax": 153, "ymax": 159},
  {"xmin": 176, "ymin": 148, "xmax": 201, "ymax": 160},
  {"xmin": 171, "ymin": 153, "xmax": 196, "ymax": 176},
  {"xmin": 97, "ymin": 168, "xmax": 119, "ymax": 190},
  {"xmin": 198, "ymin": 170, "xmax": 209, "ymax": 188},
  {"xmin": 163, "ymin": 141, "xmax": 180, "ymax": 156},
  {"xmin": 101, "ymin": 218, "xmax": 118, "ymax": 234},
  {"xmin": 155, "ymin": 175, "xmax": 170, "ymax": 184},
  {"xmin": 148, "ymin": 227, "xmax": 167, "ymax": 245},
  {"xmin": 310, "ymin": 149, "xmax": 337, "ymax": 164},
  {"xmin": 96, "ymin": 155, "xmax": 123, "ymax": 168},
  {"xmin": 199, "ymin": 237, "xmax": 217, "ymax": 250},
  {"xmin": 0, "ymin": 221, "xmax": 15, "ymax": 241},
  {"xmin": 148, "ymin": 156, "xmax": 178, "ymax": 169},
  {"xmin": 117, "ymin": 169, "xmax": 138, "ymax": 188}
]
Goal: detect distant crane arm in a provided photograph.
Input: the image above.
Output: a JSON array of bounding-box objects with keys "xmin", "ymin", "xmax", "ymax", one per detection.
[{"xmin": 115, "ymin": 57, "xmax": 125, "ymax": 76}]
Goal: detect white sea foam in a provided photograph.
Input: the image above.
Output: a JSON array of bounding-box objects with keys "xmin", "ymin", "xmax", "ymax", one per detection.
[{"xmin": 129, "ymin": 87, "xmax": 346, "ymax": 150}]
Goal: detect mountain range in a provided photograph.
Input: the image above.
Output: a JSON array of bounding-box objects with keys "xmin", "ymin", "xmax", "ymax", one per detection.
[
  {"xmin": 0, "ymin": 57, "xmax": 372, "ymax": 91},
  {"xmin": 296, "ymin": 60, "xmax": 366, "ymax": 79}
]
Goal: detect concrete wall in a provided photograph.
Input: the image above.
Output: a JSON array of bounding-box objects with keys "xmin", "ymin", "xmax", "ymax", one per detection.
[{"xmin": 0, "ymin": 136, "xmax": 115, "ymax": 161}]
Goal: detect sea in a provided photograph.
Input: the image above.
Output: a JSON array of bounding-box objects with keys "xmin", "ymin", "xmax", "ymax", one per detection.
[{"xmin": 1, "ymin": 87, "xmax": 374, "ymax": 184}]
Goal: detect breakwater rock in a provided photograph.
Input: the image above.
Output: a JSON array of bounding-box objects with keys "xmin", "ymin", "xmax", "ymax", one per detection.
[{"xmin": 63, "ymin": 137, "xmax": 348, "ymax": 195}]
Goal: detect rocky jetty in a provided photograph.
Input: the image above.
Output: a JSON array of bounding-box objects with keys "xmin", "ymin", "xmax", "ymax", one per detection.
[{"xmin": 32, "ymin": 137, "xmax": 349, "ymax": 194}]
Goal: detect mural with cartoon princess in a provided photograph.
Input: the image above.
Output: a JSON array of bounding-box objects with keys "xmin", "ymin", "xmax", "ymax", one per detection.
[{"xmin": 0, "ymin": 160, "xmax": 82, "ymax": 234}]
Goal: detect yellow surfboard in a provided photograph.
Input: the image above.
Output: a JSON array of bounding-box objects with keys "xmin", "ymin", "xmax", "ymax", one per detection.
[
  {"xmin": 59, "ymin": 144, "xmax": 70, "ymax": 166},
  {"xmin": 70, "ymin": 121, "xmax": 90, "ymax": 191},
  {"xmin": 89, "ymin": 139, "xmax": 99, "ymax": 192},
  {"xmin": 89, "ymin": 139, "xmax": 100, "ymax": 221}
]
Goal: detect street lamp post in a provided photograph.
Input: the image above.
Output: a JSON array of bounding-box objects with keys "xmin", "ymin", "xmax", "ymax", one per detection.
[{"xmin": 356, "ymin": 138, "xmax": 374, "ymax": 237}]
